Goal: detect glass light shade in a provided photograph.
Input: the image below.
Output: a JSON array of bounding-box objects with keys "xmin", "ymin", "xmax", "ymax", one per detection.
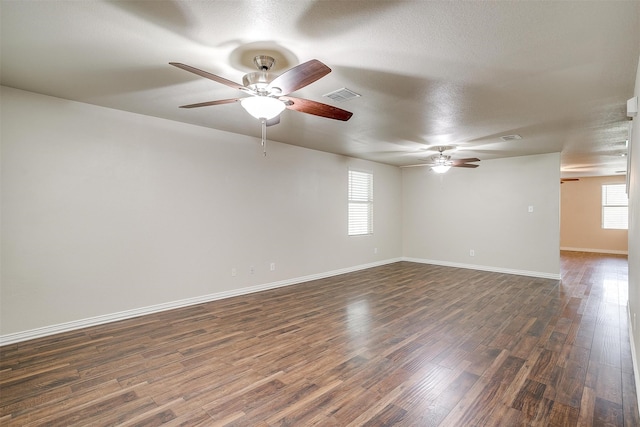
[
  {"xmin": 240, "ymin": 96, "xmax": 285, "ymax": 120},
  {"xmin": 432, "ymin": 164, "xmax": 451, "ymax": 174}
]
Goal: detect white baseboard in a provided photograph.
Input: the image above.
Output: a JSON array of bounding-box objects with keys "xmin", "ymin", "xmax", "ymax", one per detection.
[
  {"xmin": 402, "ymin": 257, "xmax": 561, "ymax": 280},
  {"xmin": 629, "ymin": 304, "xmax": 640, "ymax": 414},
  {"xmin": 0, "ymin": 257, "xmax": 562, "ymax": 345},
  {"xmin": 560, "ymin": 247, "xmax": 628, "ymax": 255},
  {"xmin": 0, "ymin": 258, "xmax": 402, "ymax": 346}
]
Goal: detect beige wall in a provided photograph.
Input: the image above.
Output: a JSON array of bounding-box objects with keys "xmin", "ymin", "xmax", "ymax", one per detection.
[
  {"xmin": 402, "ymin": 153, "xmax": 561, "ymax": 278},
  {"xmin": 560, "ymin": 175, "xmax": 628, "ymax": 254}
]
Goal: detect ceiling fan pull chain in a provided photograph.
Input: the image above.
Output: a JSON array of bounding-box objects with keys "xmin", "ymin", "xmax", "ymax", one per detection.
[{"xmin": 261, "ymin": 118, "xmax": 267, "ymax": 156}]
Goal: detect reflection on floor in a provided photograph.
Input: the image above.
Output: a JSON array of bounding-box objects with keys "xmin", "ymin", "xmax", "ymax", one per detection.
[{"xmin": 0, "ymin": 251, "xmax": 638, "ymax": 425}]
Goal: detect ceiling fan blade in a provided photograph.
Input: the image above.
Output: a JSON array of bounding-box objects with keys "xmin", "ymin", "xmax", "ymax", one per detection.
[
  {"xmin": 561, "ymin": 178, "xmax": 580, "ymax": 182},
  {"xmin": 268, "ymin": 59, "xmax": 331, "ymax": 95},
  {"xmin": 281, "ymin": 96, "xmax": 353, "ymax": 121},
  {"xmin": 400, "ymin": 163, "xmax": 432, "ymax": 168},
  {"xmin": 452, "ymin": 163, "xmax": 479, "ymax": 168},
  {"xmin": 451, "ymin": 158, "xmax": 481, "ymax": 164},
  {"xmin": 266, "ymin": 115, "xmax": 280, "ymax": 127},
  {"xmin": 170, "ymin": 62, "xmax": 246, "ymax": 91},
  {"xmin": 178, "ymin": 98, "xmax": 242, "ymax": 109}
]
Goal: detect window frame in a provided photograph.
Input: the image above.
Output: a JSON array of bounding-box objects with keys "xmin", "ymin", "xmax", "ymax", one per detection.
[
  {"xmin": 601, "ymin": 183, "xmax": 628, "ymax": 230},
  {"xmin": 348, "ymin": 169, "xmax": 373, "ymax": 236}
]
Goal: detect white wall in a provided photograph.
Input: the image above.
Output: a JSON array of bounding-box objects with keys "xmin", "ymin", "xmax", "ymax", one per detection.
[
  {"xmin": 0, "ymin": 86, "xmax": 565, "ymax": 341},
  {"xmin": 560, "ymin": 175, "xmax": 628, "ymax": 254},
  {"xmin": 0, "ymin": 87, "xmax": 402, "ymax": 337},
  {"xmin": 402, "ymin": 153, "xmax": 561, "ymax": 278},
  {"xmin": 628, "ymin": 55, "xmax": 640, "ymax": 408}
]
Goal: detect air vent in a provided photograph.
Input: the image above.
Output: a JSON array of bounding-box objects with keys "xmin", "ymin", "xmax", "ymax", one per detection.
[
  {"xmin": 500, "ymin": 134, "xmax": 522, "ymax": 141},
  {"xmin": 323, "ymin": 87, "xmax": 361, "ymax": 102}
]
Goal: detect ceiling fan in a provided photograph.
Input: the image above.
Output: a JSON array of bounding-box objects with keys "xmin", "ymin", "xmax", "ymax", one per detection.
[
  {"xmin": 402, "ymin": 146, "xmax": 480, "ymax": 173},
  {"xmin": 170, "ymin": 56, "xmax": 352, "ymax": 154},
  {"xmin": 170, "ymin": 56, "xmax": 353, "ymax": 121},
  {"xmin": 560, "ymin": 178, "xmax": 580, "ymax": 184}
]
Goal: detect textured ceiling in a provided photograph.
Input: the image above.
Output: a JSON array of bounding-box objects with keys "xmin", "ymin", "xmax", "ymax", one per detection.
[{"xmin": 2, "ymin": 1, "xmax": 639, "ymax": 177}]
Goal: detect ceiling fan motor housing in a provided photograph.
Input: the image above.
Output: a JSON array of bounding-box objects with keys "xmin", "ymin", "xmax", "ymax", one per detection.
[
  {"xmin": 243, "ymin": 56, "xmax": 279, "ymax": 94},
  {"xmin": 242, "ymin": 72, "xmax": 277, "ymax": 93},
  {"xmin": 434, "ymin": 155, "xmax": 451, "ymax": 166}
]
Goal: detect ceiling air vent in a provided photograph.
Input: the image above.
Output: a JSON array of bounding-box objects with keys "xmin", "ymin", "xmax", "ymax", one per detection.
[
  {"xmin": 500, "ymin": 134, "xmax": 522, "ymax": 142},
  {"xmin": 323, "ymin": 87, "xmax": 361, "ymax": 102}
]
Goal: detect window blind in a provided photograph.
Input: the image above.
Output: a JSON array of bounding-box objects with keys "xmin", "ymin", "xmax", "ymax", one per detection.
[
  {"xmin": 348, "ymin": 170, "xmax": 373, "ymax": 235},
  {"xmin": 602, "ymin": 184, "xmax": 628, "ymax": 230}
]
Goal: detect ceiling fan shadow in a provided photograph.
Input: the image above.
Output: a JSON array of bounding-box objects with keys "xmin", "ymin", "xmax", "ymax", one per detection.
[
  {"xmin": 332, "ymin": 66, "xmax": 440, "ymax": 143},
  {"xmin": 107, "ymin": 1, "xmax": 198, "ymax": 41},
  {"xmin": 454, "ymin": 149, "xmax": 517, "ymax": 158},
  {"xmin": 296, "ymin": 1, "xmax": 401, "ymax": 37},
  {"xmin": 85, "ymin": 66, "xmax": 210, "ymax": 100},
  {"xmin": 464, "ymin": 117, "xmax": 578, "ymax": 145}
]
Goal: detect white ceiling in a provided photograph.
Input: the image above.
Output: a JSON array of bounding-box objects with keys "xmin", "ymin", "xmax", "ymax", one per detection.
[{"xmin": 2, "ymin": 1, "xmax": 639, "ymax": 177}]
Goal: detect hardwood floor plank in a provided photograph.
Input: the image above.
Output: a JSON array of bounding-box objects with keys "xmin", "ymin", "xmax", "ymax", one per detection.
[
  {"xmin": 361, "ymin": 403, "xmax": 408, "ymax": 426},
  {"xmin": 264, "ymin": 379, "xmax": 343, "ymax": 424},
  {"xmin": 577, "ymin": 386, "xmax": 596, "ymax": 427},
  {"xmin": 427, "ymin": 369, "xmax": 480, "ymax": 421},
  {"xmin": 595, "ymin": 363, "xmax": 623, "ymax": 405},
  {"xmin": 10, "ymin": 383, "xmax": 149, "ymax": 426},
  {"xmin": 548, "ymin": 401, "xmax": 580, "ymax": 426},
  {"xmin": 1, "ymin": 252, "xmax": 638, "ymax": 426},
  {"xmin": 555, "ymin": 359, "xmax": 587, "ymax": 407},
  {"xmin": 622, "ymin": 365, "xmax": 640, "ymax": 427},
  {"xmin": 395, "ymin": 360, "xmax": 472, "ymax": 411},
  {"xmin": 529, "ymin": 348, "xmax": 561, "ymax": 386},
  {"xmin": 594, "ymin": 396, "xmax": 624, "ymax": 426}
]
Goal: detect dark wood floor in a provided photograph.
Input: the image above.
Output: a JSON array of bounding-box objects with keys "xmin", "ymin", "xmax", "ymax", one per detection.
[{"xmin": 1, "ymin": 251, "xmax": 638, "ymax": 426}]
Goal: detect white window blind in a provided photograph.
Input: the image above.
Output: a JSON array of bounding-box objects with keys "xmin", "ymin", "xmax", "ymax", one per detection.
[
  {"xmin": 602, "ymin": 184, "xmax": 628, "ymax": 230},
  {"xmin": 348, "ymin": 170, "xmax": 373, "ymax": 236}
]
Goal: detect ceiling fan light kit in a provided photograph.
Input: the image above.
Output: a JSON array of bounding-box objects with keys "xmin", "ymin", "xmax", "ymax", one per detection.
[
  {"xmin": 240, "ymin": 96, "xmax": 285, "ymax": 120},
  {"xmin": 431, "ymin": 164, "xmax": 452, "ymax": 174}
]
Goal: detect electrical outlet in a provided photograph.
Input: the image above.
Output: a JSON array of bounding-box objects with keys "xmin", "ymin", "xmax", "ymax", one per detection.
[
  {"xmin": 374, "ymin": 248, "xmax": 378, "ymax": 254},
  {"xmin": 250, "ymin": 266, "xmax": 255, "ymax": 275},
  {"xmin": 528, "ymin": 205, "xmax": 534, "ymax": 213},
  {"xmin": 470, "ymin": 249, "xmax": 475, "ymax": 257},
  {"xmin": 270, "ymin": 262, "xmax": 276, "ymax": 271},
  {"xmin": 231, "ymin": 268, "xmax": 237, "ymax": 277}
]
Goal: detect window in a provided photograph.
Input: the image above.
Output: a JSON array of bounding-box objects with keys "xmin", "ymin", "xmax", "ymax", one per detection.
[
  {"xmin": 602, "ymin": 184, "xmax": 628, "ymax": 229},
  {"xmin": 348, "ymin": 169, "xmax": 373, "ymax": 235}
]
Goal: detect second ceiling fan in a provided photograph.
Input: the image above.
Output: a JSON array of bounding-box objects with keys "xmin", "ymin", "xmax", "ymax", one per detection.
[{"xmin": 403, "ymin": 146, "xmax": 480, "ymax": 173}]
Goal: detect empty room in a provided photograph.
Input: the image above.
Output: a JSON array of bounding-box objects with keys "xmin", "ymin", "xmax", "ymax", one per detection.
[{"xmin": 2, "ymin": 1, "xmax": 640, "ymax": 425}]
